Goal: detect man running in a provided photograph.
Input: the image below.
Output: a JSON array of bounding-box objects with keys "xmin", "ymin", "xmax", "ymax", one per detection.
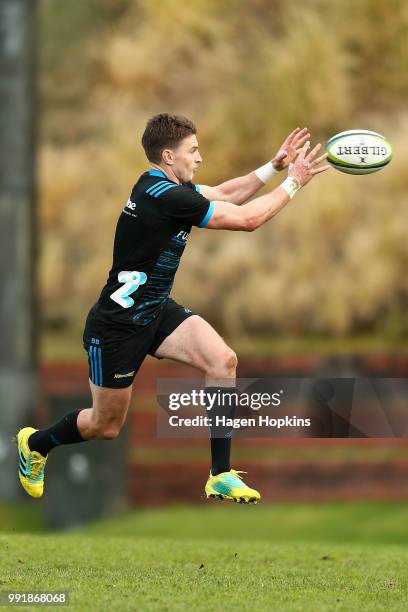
[{"xmin": 16, "ymin": 114, "xmax": 329, "ymax": 503}]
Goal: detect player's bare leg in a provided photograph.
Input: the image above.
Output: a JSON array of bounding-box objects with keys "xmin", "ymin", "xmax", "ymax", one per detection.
[
  {"xmin": 154, "ymin": 315, "xmax": 260, "ymax": 503},
  {"xmin": 77, "ymin": 383, "xmax": 132, "ymax": 440},
  {"xmin": 155, "ymin": 314, "xmax": 237, "ymax": 385}
]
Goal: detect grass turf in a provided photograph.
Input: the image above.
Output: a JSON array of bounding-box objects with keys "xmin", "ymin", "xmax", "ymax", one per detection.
[{"xmin": 1, "ymin": 503, "xmax": 408, "ymax": 611}]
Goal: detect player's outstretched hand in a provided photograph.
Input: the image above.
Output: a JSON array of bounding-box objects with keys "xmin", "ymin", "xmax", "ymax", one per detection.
[
  {"xmin": 272, "ymin": 127, "xmax": 310, "ymax": 171},
  {"xmin": 288, "ymin": 141, "xmax": 330, "ymax": 187}
]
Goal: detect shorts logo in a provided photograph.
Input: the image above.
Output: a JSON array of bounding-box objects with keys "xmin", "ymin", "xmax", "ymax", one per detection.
[{"xmin": 114, "ymin": 370, "xmax": 135, "ymax": 379}]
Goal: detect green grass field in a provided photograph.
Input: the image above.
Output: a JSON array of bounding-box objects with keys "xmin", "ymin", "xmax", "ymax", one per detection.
[{"xmin": 1, "ymin": 502, "xmax": 408, "ymax": 611}]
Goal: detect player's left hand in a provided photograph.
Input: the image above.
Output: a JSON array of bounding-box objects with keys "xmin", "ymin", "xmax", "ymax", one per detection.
[{"xmin": 272, "ymin": 127, "xmax": 310, "ymax": 171}]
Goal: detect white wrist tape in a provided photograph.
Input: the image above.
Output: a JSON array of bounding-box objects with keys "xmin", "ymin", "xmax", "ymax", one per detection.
[
  {"xmin": 280, "ymin": 176, "xmax": 301, "ymax": 199},
  {"xmin": 254, "ymin": 161, "xmax": 278, "ymax": 183}
]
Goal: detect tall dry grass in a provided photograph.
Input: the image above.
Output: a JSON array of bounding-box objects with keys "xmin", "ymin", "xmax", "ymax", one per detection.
[{"xmin": 39, "ymin": 0, "xmax": 408, "ymax": 339}]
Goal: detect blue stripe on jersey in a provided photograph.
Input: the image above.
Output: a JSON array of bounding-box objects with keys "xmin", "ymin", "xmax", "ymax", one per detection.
[
  {"xmin": 195, "ymin": 184, "xmax": 201, "ymax": 193},
  {"xmin": 92, "ymin": 347, "xmax": 99, "ymax": 385},
  {"xmin": 97, "ymin": 347, "xmax": 103, "ymax": 386},
  {"xmin": 198, "ymin": 201, "xmax": 215, "ymax": 228},
  {"xmin": 153, "ymin": 183, "xmax": 177, "ymax": 197},
  {"xmin": 148, "ymin": 169, "xmax": 167, "ymax": 178},
  {"xmin": 146, "ymin": 180, "xmax": 170, "ymax": 195},
  {"xmin": 89, "ymin": 346, "xmax": 95, "ymax": 384},
  {"xmin": 89, "ymin": 347, "xmax": 95, "ymax": 383}
]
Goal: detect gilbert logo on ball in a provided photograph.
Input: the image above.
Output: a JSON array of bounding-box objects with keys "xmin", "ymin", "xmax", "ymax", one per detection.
[{"xmin": 325, "ymin": 130, "xmax": 392, "ymax": 174}]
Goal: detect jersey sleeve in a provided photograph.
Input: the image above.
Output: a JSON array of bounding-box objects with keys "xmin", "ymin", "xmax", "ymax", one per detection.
[{"xmin": 155, "ymin": 183, "xmax": 214, "ymax": 228}]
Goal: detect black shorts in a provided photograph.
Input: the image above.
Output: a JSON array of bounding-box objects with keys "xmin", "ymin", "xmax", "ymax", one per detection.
[{"xmin": 82, "ymin": 298, "xmax": 195, "ymax": 389}]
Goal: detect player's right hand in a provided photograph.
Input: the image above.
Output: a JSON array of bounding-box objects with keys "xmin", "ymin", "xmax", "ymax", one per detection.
[{"xmin": 288, "ymin": 141, "xmax": 330, "ymax": 188}]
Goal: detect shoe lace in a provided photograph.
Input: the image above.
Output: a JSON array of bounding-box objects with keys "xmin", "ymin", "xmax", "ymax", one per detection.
[
  {"xmin": 230, "ymin": 469, "xmax": 247, "ymax": 481},
  {"xmin": 28, "ymin": 454, "xmax": 45, "ymax": 479}
]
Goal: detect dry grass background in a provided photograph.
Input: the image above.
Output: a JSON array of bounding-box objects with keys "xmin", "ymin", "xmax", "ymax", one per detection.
[{"xmin": 39, "ymin": 0, "xmax": 408, "ymax": 344}]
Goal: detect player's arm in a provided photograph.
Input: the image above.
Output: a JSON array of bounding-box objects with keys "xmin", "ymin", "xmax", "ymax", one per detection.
[
  {"xmin": 198, "ymin": 127, "xmax": 310, "ymax": 205},
  {"xmin": 204, "ymin": 142, "xmax": 330, "ymax": 231}
]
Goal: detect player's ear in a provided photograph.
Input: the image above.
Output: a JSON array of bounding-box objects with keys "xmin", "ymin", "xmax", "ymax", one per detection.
[{"xmin": 162, "ymin": 149, "xmax": 174, "ymax": 165}]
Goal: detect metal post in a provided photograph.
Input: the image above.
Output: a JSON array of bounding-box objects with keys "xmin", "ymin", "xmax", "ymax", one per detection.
[{"xmin": 0, "ymin": 0, "xmax": 37, "ymax": 499}]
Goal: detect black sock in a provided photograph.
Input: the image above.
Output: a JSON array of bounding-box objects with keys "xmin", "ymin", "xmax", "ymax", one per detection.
[
  {"xmin": 28, "ymin": 410, "xmax": 85, "ymax": 457},
  {"xmin": 210, "ymin": 437, "xmax": 232, "ymax": 476},
  {"xmin": 206, "ymin": 387, "xmax": 237, "ymax": 476}
]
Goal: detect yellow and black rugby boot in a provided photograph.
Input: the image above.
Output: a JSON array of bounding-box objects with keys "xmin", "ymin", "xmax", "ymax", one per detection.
[
  {"xmin": 205, "ymin": 469, "xmax": 260, "ymax": 504},
  {"xmin": 15, "ymin": 427, "xmax": 47, "ymax": 498}
]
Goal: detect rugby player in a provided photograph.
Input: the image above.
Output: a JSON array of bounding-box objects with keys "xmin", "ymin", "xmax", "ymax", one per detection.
[{"xmin": 16, "ymin": 114, "xmax": 329, "ymax": 503}]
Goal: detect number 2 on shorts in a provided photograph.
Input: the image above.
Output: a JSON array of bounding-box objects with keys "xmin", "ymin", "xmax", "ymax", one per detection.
[{"xmin": 110, "ymin": 271, "xmax": 147, "ymax": 308}]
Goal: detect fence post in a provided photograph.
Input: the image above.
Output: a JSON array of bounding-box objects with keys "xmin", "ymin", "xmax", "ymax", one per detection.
[{"xmin": 0, "ymin": 0, "xmax": 38, "ymax": 499}]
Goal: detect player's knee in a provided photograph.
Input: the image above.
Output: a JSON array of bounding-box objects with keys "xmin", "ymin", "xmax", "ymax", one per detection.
[
  {"xmin": 94, "ymin": 421, "xmax": 122, "ymax": 440},
  {"xmin": 100, "ymin": 425, "xmax": 121, "ymax": 440},
  {"xmin": 224, "ymin": 348, "xmax": 238, "ymax": 372},
  {"xmin": 207, "ymin": 348, "xmax": 238, "ymax": 377},
  {"xmin": 90, "ymin": 410, "xmax": 126, "ymax": 440},
  {"xmin": 88, "ymin": 394, "xmax": 129, "ymax": 440}
]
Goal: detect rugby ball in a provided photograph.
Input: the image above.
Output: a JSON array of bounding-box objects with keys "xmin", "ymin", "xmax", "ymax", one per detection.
[{"xmin": 325, "ymin": 130, "xmax": 392, "ymax": 175}]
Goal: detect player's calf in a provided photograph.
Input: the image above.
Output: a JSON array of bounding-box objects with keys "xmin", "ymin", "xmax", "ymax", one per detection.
[{"xmin": 77, "ymin": 384, "xmax": 131, "ymax": 440}]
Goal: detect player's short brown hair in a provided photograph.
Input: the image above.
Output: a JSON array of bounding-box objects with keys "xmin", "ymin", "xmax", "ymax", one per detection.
[{"xmin": 141, "ymin": 113, "xmax": 197, "ymax": 163}]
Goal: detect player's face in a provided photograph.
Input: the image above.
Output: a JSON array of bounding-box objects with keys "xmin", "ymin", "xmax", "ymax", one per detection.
[{"xmin": 171, "ymin": 134, "xmax": 202, "ymax": 183}]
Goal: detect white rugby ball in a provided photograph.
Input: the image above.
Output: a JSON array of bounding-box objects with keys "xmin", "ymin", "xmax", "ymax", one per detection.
[{"xmin": 325, "ymin": 130, "xmax": 392, "ymax": 175}]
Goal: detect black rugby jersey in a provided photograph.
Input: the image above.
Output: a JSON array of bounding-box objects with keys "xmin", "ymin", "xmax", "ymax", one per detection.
[{"xmin": 89, "ymin": 169, "xmax": 214, "ymax": 327}]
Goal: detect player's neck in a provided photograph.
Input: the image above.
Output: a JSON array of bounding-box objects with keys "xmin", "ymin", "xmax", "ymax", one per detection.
[{"xmin": 149, "ymin": 164, "xmax": 181, "ymax": 185}]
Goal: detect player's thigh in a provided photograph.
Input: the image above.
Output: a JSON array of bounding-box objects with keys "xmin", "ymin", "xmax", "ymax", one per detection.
[
  {"xmin": 153, "ymin": 315, "xmax": 237, "ymax": 374},
  {"xmin": 84, "ymin": 321, "xmax": 156, "ymax": 425},
  {"xmin": 89, "ymin": 380, "xmax": 133, "ymax": 427}
]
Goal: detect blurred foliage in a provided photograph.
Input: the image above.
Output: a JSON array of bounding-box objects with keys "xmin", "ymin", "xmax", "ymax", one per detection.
[{"xmin": 38, "ymin": 0, "xmax": 408, "ymax": 342}]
